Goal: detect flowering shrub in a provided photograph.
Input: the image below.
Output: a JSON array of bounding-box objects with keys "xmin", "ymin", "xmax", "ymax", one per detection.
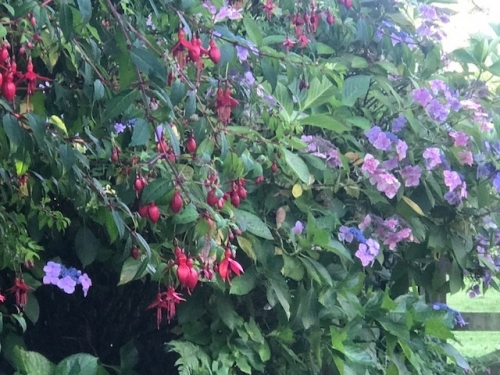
[{"xmin": 0, "ymin": 0, "xmax": 499, "ymax": 373}]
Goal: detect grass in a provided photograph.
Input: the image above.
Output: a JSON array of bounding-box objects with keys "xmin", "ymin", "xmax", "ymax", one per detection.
[{"xmin": 448, "ymin": 287, "xmax": 500, "ymax": 358}]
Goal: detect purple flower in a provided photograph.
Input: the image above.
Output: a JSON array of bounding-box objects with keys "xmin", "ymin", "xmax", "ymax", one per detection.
[
  {"xmin": 382, "ymin": 156, "xmax": 399, "ymax": 171},
  {"xmin": 384, "ymin": 228, "xmax": 412, "ymax": 250},
  {"xmin": 365, "ymin": 126, "xmax": 382, "ymax": 144},
  {"xmin": 146, "ymin": 14, "xmax": 157, "ymax": 30},
  {"xmin": 154, "ymin": 125, "xmax": 165, "ymax": 142},
  {"xmin": 429, "ymin": 80, "xmax": 447, "ymax": 95},
  {"xmin": 443, "ymin": 170, "xmax": 461, "ymax": 192},
  {"xmin": 423, "ymin": 148, "xmax": 442, "ymax": 170},
  {"xmin": 391, "ymin": 114, "xmax": 406, "ymax": 133},
  {"xmin": 416, "ymin": 24, "xmax": 432, "ymax": 38},
  {"xmin": 372, "ymin": 132, "xmax": 392, "ymax": 151},
  {"xmin": 57, "ymin": 276, "xmax": 77, "ymax": 294},
  {"xmin": 236, "ymin": 46, "xmax": 249, "ymax": 62},
  {"xmin": 449, "ymin": 131, "xmax": 469, "ymax": 147},
  {"xmin": 446, "ymin": 96, "xmax": 461, "ymax": 112},
  {"xmin": 292, "ymin": 221, "xmax": 304, "ymax": 235},
  {"xmin": 43, "ymin": 261, "xmax": 62, "ymax": 285},
  {"xmin": 458, "ymin": 151, "xmax": 473, "ymax": 166},
  {"xmin": 359, "ymin": 215, "xmax": 371, "ymax": 230},
  {"xmin": 214, "ymin": 5, "xmax": 243, "ymax": 22},
  {"xmin": 419, "ymin": 4, "xmax": 437, "ymax": 21},
  {"xmin": 426, "ymin": 99, "xmax": 449, "ymax": 122},
  {"xmin": 244, "ymin": 71, "xmax": 255, "ymax": 85},
  {"xmin": 338, "ymin": 226, "xmax": 354, "ymax": 243},
  {"xmin": 79, "ymin": 274, "xmax": 92, "ymax": 297},
  {"xmin": 396, "ymin": 140, "xmax": 407, "ymax": 161},
  {"xmin": 413, "ymin": 88, "xmax": 432, "ymax": 106},
  {"xmin": 355, "ymin": 238, "xmax": 380, "ymax": 267},
  {"xmin": 349, "ymin": 228, "xmax": 367, "ymax": 243},
  {"xmin": 114, "ymin": 122, "xmax": 126, "ymax": 134},
  {"xmin": 493, "ymin": 172, "xmax": 500, "ymax": 192},
  {"xmin": 326, "ymin": 149, "xmax": 342, "ymax": 167},
  {"xmin": 375, "ymin": 172, "xmax": 401, "ymax": 199},
  {"xmin": 400, "ymin": 165, "xmax": 421, "ymax": 187},
  {"xmin": 361, "ymin": 154, "xmax": 380, "ymax": 174}
]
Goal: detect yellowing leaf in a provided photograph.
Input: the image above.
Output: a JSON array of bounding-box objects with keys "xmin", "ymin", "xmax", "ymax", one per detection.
[
  {"xmin": 292, "ymin": 184, "xmax": 303, "ymax": 198},
  {"xmin": 237, "ymin": 236, "xmax": 256, "ymax": 260},
  {"xmin": 49, "ymin": 115, "xmax": 68, "ymax": 136},
  {"xmin": 345, "ymin": 152, "xmax": 362, "ymax": 165},
  {"xmin": 276, "ymin": 206, "xmax": 287, "ymax": 229},
  {"xmin": 402, "ymin": 196, "xmax": 425, "ymax": 216}
]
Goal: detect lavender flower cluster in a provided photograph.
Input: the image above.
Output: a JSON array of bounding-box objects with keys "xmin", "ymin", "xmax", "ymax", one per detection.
[
  {"xmin": 415, "ymin": 4, "xmax": 449, "ymax": 42},
  {"xmin": 375, "ymin": 20, "xmax": 416, "ymax": 48},
  {"xmin": 412, "ymin": 80, "xmax": 461, "ymax": 124},
  {"xmin": 43, "ymin": 261, "xmax": 92, "ymax": 297},
  {"xmin": 301, "ymin": 135, "xmax": 342, "ymax": 168},
  {"xmin": 114, "ymin": 118, "xmax": 137, "ymax": 134},
  {"xmin": 338, "ymin": 214, "xmax": 417, "ymax": 266},
  {"xmin": 431, "ymin": 302, "xmax": 467, "ymax": 327},
  {"xmin": 475, "ymin": 141, "xmax": 500, "ymax": 193}
]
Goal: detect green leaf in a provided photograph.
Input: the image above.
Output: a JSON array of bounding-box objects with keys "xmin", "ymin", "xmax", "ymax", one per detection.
[
  {"xmin": 170, "ymin": 81, "xmax": 187, "ymax": 107},
  {"xmin": 3, "ymin": 113, "xmax": 23, "ymax": 153},
  {"xmin": 130, "ymin": 47, "xmax": 166, "ymax": 82},
  {"xmin": 488, "ymin": 60, "xmax": 500, "ymax": 76},
  {"xmin": 298, "ymin": 114, "xmax": 349, "ymax": 133},
  {"xmin": 59, "ymin": 4, "xmax": 74, "ymax": 40},
  {"xmin": 219, "ymin": 42, "xmax": 235, "ymax": 66},
  {"xmin": 243, "ymin": 17, "xmax": 263, "ymax": 46},
  {"xmin": 24, "ymin": 292, "xmax": 40, "ymax": 324},
  {"xmin": 268, "ymin": 276, "xmax": 291, "ymax": 319},
  {"xmin": 55, "ymin": 353, "xmax": 98, "ymax": 375},
  {"xmin": 102, "ymin": 90, "xmax": 138, "ymax": 123},
  {"xmin": 344, "ymin": 116, "xmax": 371, "ymax": 130},
  {"xmin": 93, "ymin": 80, "xmax": 105, "ymax": 101},
  {"xmin": 75, "ymin": 226, "xmax": 100, "ymax": 267},
  {"xmin": 261, "ymin": 60, "xmax": 277, "ymax": 93},
  {"xmin": 234, "ymin": 209, "xmax": 273, "ymax": 240},
  {"xmin": 118, "ymin": 258, "xmax": 144, "ymax": 285},
  {"xmin": 165, "ymin": 123, "xmax": 180, "ymax": 157},
  {"xmin": 10, "ymin": 347, "xmax": 55, "ymax": 375},
  {"xmin": 172, "ymin": 203, "xmax": 198, "ymax": 224},
  {"xmin": 424, "ymin": 317, "xmax": 454, "ymax": 340},
  {"xmin": 324, "ymin": 239, "xmax": 353, "ymax": 261},
  {"xmin": 341, "ymin": 75, "xmax": 371, "ymax": 107},
  {"xmin": 129, "ymin": 118, "xmax": 150, "ymax": 147},
  {"xmin": 301, "ymin": 77, "xmax": 337, "ymax": 111},
  {"xmin": 141, "ymin": 178, "xmax": 172, "ymax": 204},
  {"xmin": 230, "ymin": 267, "xmax": 257, "ymax": 295},
  {"xmin": 59, "ymin": 144, "xmax": 77, "ymax": 170},
  {"xmin": 283, "ymin": 149, "xmax": 310, "ymax": 184},
  {"xmin": 111, "ymin": 210, "xmax": 125, "ymax": 239},
  {"xmin": 295, "ymin": 284, "xmax": 317, "ymax": 329},
  {"xmin": 119, "ymin": 341, "xmax": 138, "ymax": 371},
  {"xmin": 441, "ymin": 343, "xmax": 470, "ymax": 370},
  {"xmin": 75, "ymin": 0, "xmax": 91, "ymax": 24}
]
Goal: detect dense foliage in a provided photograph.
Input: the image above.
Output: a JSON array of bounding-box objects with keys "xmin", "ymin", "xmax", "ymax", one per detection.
[{"xmin": 0, "ymin": 0, "xmax": 500, "ymax": 373}]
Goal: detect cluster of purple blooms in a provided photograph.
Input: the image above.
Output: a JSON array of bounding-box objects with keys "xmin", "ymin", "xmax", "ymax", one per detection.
[
  {"xmin": 43, "ymin": 261, "xmax": 92, "ymax": 297},
  {"xmin": 415, "ymin": 4, "xmax": 449, "ymax": 42},
  {"xmin": 338, "ymin": 214, "xmax": 417, "ymax": 266},
  {"xmin": 338, "ymin": 225, "xmax": 379, "ymax": 267},
  {"xmin": 301, "ymin": 135, "xmax": 342, "ymax": 168},
  {"xmin": 375, "ymin": 20, "xmax": 416, "ymax": 48},
  {"xmin": 412, "ymin": 80, "xmax": 461, "ymax": 124},
  {"xmin": 431, "ymin": 302, "xmax": 467, "ymax": 327},
  {"xmin": 203, "ymin": 1, "xmax": 243, "ymax": 23},
  {"xmin": 475, "ymin": 141, "xmax": 500, "ymax": 192}
]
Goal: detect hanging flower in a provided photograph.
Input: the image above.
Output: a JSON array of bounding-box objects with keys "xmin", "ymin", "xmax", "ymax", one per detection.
[
  {"xmin": 147, "ymin": 286, "xmax": 186, "ymax": 328},
  {"xmin": 7, "ymin": 278, "xmax": 32, "ymax": 307},
  {"xmin": 218, "ymin": 248, "xmax": 244, "ymax": 283}
]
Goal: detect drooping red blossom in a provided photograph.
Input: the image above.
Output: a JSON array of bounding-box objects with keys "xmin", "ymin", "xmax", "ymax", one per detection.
[
  {"xmin": 298, "ymin": 34, "xmax": 310, "ymax": 49},
  {"xmin": 0, "ymin": 293, "xmax": 5, "ymax": 303},
  {"xmin": 282, "ymin": 35, "xmax": 295, "ymax": 55},
  {"xmin": 216, "ymin": 88, "xmax": 239, "ymax": 125},
  {"xmin": 147, "ymin": 286, "xmax": 185, "ymax": 328},
  {"xmin": 218, "ymin": 248, "xmax": 244, "ymax": 284},
  {"xmin": 263, "ymin": 0, "xmax": 274, "ymax": 21},
  {"xmin": 7, "ymin": 278, "xmax": 31, "ymax": 307}
]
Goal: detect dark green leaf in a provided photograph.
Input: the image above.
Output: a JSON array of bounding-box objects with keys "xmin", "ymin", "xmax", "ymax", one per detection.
[
  {"xmin": 55, "ymin": 353, "xmax": 98, "ymax": 375},
  {"xmin": 102, "ymin": 90, "xmax": 138, "ymax": 123},
  {"xmin": 234, "ymin": 209, "xmax": 273, "ymax": 240},
  {"xmin": 268, "ymin": 276, "xmax": 291, "ymax": 319},
  {"xmin": 261, "ymin": 60, "xmax": 277, "ymax": 93},
  {"xmin": 230, "ymin": 268, "xmax": 257, "ymax": 295},
  {"xmin": 10, "ymin": 347, "xmax": 54, "ymax": 375},
  {"xmin": 75, "ymin": 0, "xmax": 91, "ymax": 24},
  {"xmin": 141, "ymin": 178, "xmax": 172, "ymax": 204},
  {"xmin": 283, "ymin": 149, "xmax": 309, "ymax": 184},
  {"xmin": 3, "ymin": 113, "xmax": 23, "ymax": 153},
  {"xmin": 298, "ymin": 114, "xmax": 349, "ymax": 133},
  {"xmin": 342, "ymin": 75, "xmax": 371, "ymax": 107},
  {"xmin": 172, "ymin": 203, "xmax": 198, "ymax": 224},
  {"xmin": 75, "ymin": 226, "xmax": 100, "ymax": 267},
  {"xmin": 59, "ymin": 4, "xmax": 74, "ymax": 40},
  {"xmin": 129, "ymin": 118, "xmax": 150, "ymax": 147}
]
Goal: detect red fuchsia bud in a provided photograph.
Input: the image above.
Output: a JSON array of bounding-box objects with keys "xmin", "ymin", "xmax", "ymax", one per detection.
[
  {"xmin": 170, "ymin": 190, "xmax": 183, "ymax": 213},
  {"xmin": 130, "ymin": 247, "xmax": 140, "ymax": 259},
  {"xmin": 238, "ymin": 185, "xmax": 247, "ymax": 200},
  {"xmin": 2, "ymin": 81, "xmax": 16, "ymax": 101},
  {"xmin": 208, "ymin": 39, "xmax": 221, "ymax": 64},
  {"xmin": 235, "ymin": 228, "xmax": 242, "ymax": 236},
  {"xmin": 344, "ymin": 0, "xmax": 352, "ymax": 9},
  {"xmin": 217, "ymin": 198, "xmax": 225, "ymax": 210},
  {"xmin": 111, "ymin": 150, "xmax": 119, "ymax": 162},
  {"xmin": 0, "ymin": 47, "xmax": 9, "ymax": 65},
  {"xmin": 177, "ymin": 261, "xmax": 190, "ymax": 288},
  {"xmin": 239, "ymin": 178, "xmax": 246, "ymax": 186},
  {"xmin": 185, "ymin": 135, "xmax": 197, "ymax": 154},
  {"xmin": 186, "ymin": 259, "xmax": 198, "ymax": 293},
  {"xmin": 148, "ymin": 203, "xmax": 161, "ymax": 223},
  {"xmin": 30, "ymin": 16, "xmax": 36, "ymax": 27},
  {"xmin": 134, "ymin": 175, "xmax": 144, "ymax": 193},
  {"xmin": 24, "ymin": 260, "xmax": 35, "ymax": 269},
  {"xmin": 205, "ymin": 216, "xmax": 214, "ymax": 230},
  {"xmin": 271, "ymin": 161, "xmax": 278, "ymax": 173},
  {"xmin": 326, "ymin": 10, "xmax": 335, "ymax": 25},
  {"xmin": 207, "ymin": 189, "xmax": 219, "ymax": 207},
  {"xmin": 230, "ymin": 192, "xmax": 240, "ymax": 207},
  {"xmin": 0, "ymin": 73, "xmax": 3, "ymax": 88},
  {"xmin": 18, "ymin": 46, "xmax": 25, "ymax": 56},
  {"xmin": 228, "ymin": 230, "xmax": 235, "ymax": 242},
  {"xmin": 138, "ymin": 203, "xmax": 149, "ymax": 218},
  {"xmin": 255, "ymin": 175, "xmax": 264, "ymax": 184}
]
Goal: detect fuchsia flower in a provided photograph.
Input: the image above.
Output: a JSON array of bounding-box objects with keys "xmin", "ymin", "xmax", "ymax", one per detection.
[
  {"xmin": 218, "ymin": 248, "xmax": 244, "ymax": 283},
  {"xmin": 147, "ymin": 287, "xmax": 186, "ymax": 328},
  {"xmin": 7, "ymin": 278, "xmax": 31, "ymax": 308}
]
